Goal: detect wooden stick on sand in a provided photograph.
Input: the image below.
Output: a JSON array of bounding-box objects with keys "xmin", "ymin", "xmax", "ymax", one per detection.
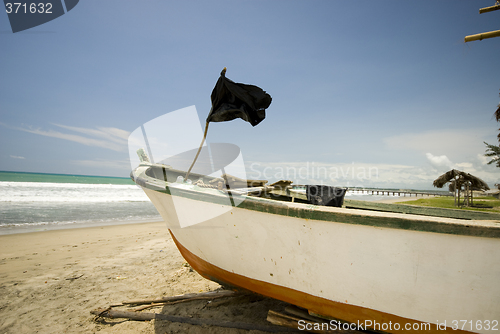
[
  {"xmin": 122, "ymin": 289, "xmax": 235, "ymax": 306},
  {"xmin": 91, "ymin": 307, "xmax": 295, "ymax": 333}
]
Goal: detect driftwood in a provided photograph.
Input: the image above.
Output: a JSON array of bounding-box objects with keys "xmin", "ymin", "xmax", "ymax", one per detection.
[
  {"xmin": 268, "ymin": 310, "xmax": 329, "ymax": 333},
  {"xmin": 206, "ymin": 292, "xmax": 264, "ymax": 308},
  {"xmin": 94, "ymin": 290, "xmax": 360, "ymax": 333},
  {"xmin": 65, "ymin": 274, "xmax": 84, "ymax": 281},
  {"xmin": 92, "ymin": 308, "xmax": 155, "ymax": 321},
  {"xmin": 91, "ymin": 307, "xmax": 295, "ymax": 332},
  {"xmin": 267, "ymin": 309, "xmax": 361, "ymax": 334},
  {"xmin": 122, "ymin": 289, "xmax": 236, "ymax": 306},
  {"xmin": 131, "ymin": 293, "xmax": 240, "ymax": 311},
  {"xmin": 132, "ymin": 303, "xmax": 168, "ymax": 312},
  {"xmin": 284, "ymin": 305, "xmax": 329, "ymax": 323}
]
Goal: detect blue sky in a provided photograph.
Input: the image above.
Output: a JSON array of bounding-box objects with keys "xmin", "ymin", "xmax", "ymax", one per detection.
[{"xmin": 1, "ymin": 0, "xmax": 499, "ymax": 189}]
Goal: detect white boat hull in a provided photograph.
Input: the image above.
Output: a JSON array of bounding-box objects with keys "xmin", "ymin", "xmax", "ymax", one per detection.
[{"xmin": 141, "ymin": 185, "xmax": 500, "ymax": 334}]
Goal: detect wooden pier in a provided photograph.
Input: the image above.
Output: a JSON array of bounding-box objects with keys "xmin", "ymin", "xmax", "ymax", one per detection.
[
  {"xmin": 287, "ymin": 187, "xmax": 452, "ymax": 203},
  {"xmin": 348, "ymin": 188, "xmax": 448, "ymax": 197}
]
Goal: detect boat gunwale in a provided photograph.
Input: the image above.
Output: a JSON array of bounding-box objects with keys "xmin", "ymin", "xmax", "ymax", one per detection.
[{"xmin": 132, "ymin": 165, "xmax": 500, "ymax": 239}]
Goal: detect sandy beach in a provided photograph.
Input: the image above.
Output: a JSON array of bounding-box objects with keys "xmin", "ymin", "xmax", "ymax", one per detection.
[{"xmin": 0, "ymin": 221, "xmax": 290, "ymax": 334}]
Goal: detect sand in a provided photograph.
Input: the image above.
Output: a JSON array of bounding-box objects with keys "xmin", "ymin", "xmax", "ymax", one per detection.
[{"xmin": 0, "ymin": 222, "xmax": 288, "ymax": 334}]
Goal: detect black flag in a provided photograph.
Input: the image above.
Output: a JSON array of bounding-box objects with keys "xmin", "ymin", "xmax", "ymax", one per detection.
[{"xmin": 206, "ymin": 68, "xmax": 272, "ymax": 127}]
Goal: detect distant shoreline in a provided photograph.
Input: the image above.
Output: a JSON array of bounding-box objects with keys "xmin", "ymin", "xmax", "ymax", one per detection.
[
  {"xmin": 0, "ymin": 194, "xmax": 427, "ymax": 236},
  {"xmin": 0, "ymin": 169, "xmax": 130, "ymax": 179},
  {"xmin": 0, "ymin": 170, "xmax": 134, "ymax": 184},
  {"xmin": 0, "ymin": 216, "xmax": 163, "ymax": 236}
]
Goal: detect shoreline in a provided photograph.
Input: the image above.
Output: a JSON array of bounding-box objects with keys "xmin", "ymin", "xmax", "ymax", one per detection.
[
  {"xmin": 0, "ymin": 216, "xmax": 163, "ymax": 236},
  {"xmin": 0, "ymin": 195, "xmax": 423, "ymax": 236}
]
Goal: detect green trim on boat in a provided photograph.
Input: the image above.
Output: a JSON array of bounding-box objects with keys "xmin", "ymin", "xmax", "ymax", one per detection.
[
  {"xmin": 133, "ymin": 167, "xmax": 500, "ymax": 239},
  {"xmin": 344, "ymin": 199, "xmax": 500, "ymax": 221}
]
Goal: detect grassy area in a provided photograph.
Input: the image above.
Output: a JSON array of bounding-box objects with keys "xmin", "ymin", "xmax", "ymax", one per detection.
[{"xmin": 396, "ymin": 196, "xmax": 500, "ymax": 212}]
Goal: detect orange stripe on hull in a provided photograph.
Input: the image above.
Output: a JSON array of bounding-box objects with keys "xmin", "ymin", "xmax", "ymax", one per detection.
[{"xmin": 169, "ymin": 230, "xmax": 471, "ymax": 334}]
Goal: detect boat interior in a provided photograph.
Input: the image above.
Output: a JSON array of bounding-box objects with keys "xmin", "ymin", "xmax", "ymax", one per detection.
[{"xmin": 133, "ymin": 163, "xmax": 500, "ymax": 222}]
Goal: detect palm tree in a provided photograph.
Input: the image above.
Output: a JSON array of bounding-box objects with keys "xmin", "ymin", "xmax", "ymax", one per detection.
[
  {"xmin": 483, "ymin": 90, "xmax": 500, "ymax": 166},
  {"xmin": 496, "ymin": 97, "xmax": 500, "ymax": 141},
  {"xmin": 485, "ymin": 142, "xmax": 500, "ymax": 167}
]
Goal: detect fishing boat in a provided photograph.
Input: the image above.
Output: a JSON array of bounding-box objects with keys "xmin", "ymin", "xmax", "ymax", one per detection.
[
  {"xmin": 128, "ymin": 70, "xmax": 500, "ymax": 333},
  {"xmin": 130, "ymin": 153, "xmax": 500, "ymax": 334}
]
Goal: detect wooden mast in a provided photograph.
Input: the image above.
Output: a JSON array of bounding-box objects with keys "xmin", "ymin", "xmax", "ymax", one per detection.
[
  {"xmin": 465, "ymin": 1, "xmax": 500, "ymax": 42},
  {"xmin": 465, "ymin": 30, "xmax": 500, "ymax": 42},
  {"xmin": 479, "ymin": 3, "xmax": 500, "ymax": 14}
]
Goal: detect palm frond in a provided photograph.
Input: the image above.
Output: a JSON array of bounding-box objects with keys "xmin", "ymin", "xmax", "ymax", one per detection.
[
  {"xmin": 484, "ymin": 142, "xmax": 500, "ymax": 167},
  {"xmin": 433, "ymin": 169, "xmax": 459, "ymax": 188},
  {"xmin": 496, "ymin": 90, "xmax": 500, "ymax": 122}
]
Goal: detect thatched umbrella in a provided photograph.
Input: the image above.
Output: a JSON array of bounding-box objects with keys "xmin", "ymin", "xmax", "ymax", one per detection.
[
  {"xmin": 433, "ymin": 169, "xmax": 461, "ymax": 206},
  {"xmin": 433, "ymin": 169, "xmax": 489, "ymax": 206},
  {"xmin": 433, "ymin": 169, "xmax": 459, "ymax": 188}
]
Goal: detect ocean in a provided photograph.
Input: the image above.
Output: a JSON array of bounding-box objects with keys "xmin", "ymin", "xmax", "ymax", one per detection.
[{"xmin": 0, "ymin": 171, "xmax": 162, "ymax": 235}]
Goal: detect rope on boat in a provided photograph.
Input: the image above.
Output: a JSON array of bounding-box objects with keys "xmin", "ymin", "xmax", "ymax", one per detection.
[
  {"xmin": 193, "ymin": 179, "xmax": 220, "ymax": 189},
  {"xmin": 185, "ymin": 121, "xmax": 210, "ymax": 180}
]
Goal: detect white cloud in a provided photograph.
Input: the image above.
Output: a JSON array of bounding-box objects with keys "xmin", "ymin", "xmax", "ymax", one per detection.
[
  {"xmin": 71, "ymin": 159, "xmax": 131, "ymax": 171},
  {"xmin": 425, "ymin": 153, "xmax": 453, "ymax": 169},
  {"xmin": 477, "ymin": 153, "xmax": 489, "ymax": 166},
  {"xmin": 10, "ymin": 155, "xmax": 25, "ymax": 159},
  {"xmin": 455, "ymin": 162, "xmax": 473, "ymax": 169},
  {"xmin": 384, "ymin": 128, "xmax": 493, "ymax": 158},
  {"xmin": 52, "ymin": 123, "xmax": 129, "ymax": 144},
  {"xmin": 1, "ymin": 123, "xmax": 130, "ymax": 152},
  {"xmin": 246, "ymin": 159, "xmax": 499, "ymax": 190},
  {"xmin": 423, "ymin": 153, "xmax": 499, "ymax": 189},
  {"xmin": 381, "ymin": 128, "xmax": 499, "ymax": 188},
  {"xmin": 246, "ymin": 161, "xmax": 433, "ymax": 189}
]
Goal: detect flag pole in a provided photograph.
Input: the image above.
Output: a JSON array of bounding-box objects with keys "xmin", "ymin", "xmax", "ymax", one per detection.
[{"xmin": 185, "ymin": 120, "xmax": 209, "ymax": 180}]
